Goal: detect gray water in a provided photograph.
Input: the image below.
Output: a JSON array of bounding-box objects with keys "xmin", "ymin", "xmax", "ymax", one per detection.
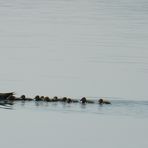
[
  {"xmin": 1, "ymin": 1, "xmax": 148, "ymax": 148},
  {"xmin": 1, "ymin": 99, "xmax": 148, "ymax": 148},
  {"xmin": 0, "ymin": 0, "xmax": 148, "ymax": 100},
  {"xmin": 1, "ymin": 99, "xmax": 148, "ymax": 118}
]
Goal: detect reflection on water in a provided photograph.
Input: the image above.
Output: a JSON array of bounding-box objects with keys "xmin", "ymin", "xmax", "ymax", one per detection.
[
  {"xmin": 2, "ymin": 99, "xmax": 147, "ymax": 118},
  {"xmin": 0, "ymin": 100, "xmax": 13, "ymax": 109}
]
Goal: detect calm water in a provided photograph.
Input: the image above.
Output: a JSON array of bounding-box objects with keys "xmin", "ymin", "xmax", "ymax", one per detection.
[
  {"xmin": 1, "ymin": 99, "xmax": 148, "ymax": 118},
  {"xmin": 0, "ymin": 0, "xmax": 147, "ymax": 99},
  {"xmin": 0, "ymin": 99, "xmax": 148, "ymax": 148},
  {"xmin": 0, "ymin": 1, "xmax": 148, "ymax": 148}
]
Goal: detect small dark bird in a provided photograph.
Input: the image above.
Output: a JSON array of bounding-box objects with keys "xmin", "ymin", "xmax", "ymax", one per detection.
[
  {"xmin": 44, "ymin": 96, "xmax": 51, "ymax": 102},
  {"xmin": 67, "ymin": 98, "xmax": 72, "ymax": 103},
  {"xmin": 62, "ymin": 97, "xmax": 67, "ymax": 102},
  {"xmin": 98, "ymin": 98, "xmax": 111, "ymax": 104},
  {"xmin": 20, "ymin": 95, "xmax": 26, "ymax": 100},
  {"xmin": 80, "ymin": 97, "xmax": 87, "ymax": 104},
  {"xmin": 52, "ymin": 96, "xmax": 58, "ymax": 102},
  {"xmin": 34, "ymin": 95, "xmax": 42, "ymax": 101}
]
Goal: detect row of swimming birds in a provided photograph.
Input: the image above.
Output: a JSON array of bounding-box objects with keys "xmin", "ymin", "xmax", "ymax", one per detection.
[{"xmin": 0, "ymin": 92, "xmax": 111, "ymax": 105}]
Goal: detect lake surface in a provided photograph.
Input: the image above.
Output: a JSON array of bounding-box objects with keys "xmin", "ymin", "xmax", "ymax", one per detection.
[
  {"xmin": 1, "ymin": 99, "xmax": 148, "ymax": 148},
  {"xmin": 0, "ymin": 0, "xmax": 148, "ymax": 148},
  {"xmin": 1, "ymin": 99, "xmax": 148, "ymax": 118},
  {"xmin": 0, "ymin": 0, "xmax": 147, "ymax": 99}
]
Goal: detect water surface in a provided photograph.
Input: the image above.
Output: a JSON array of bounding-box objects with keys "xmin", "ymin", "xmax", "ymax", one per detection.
[
  {"xmin": 0, "ymin": 1, "xmax": 148, "ymax": 148},
  {"xmin": 0, "ymin": 100, "xmax": 148, "ymax": 148},
  {"xmin": 1, "ymin": 98, "xmax": 148, "ymax": 118},
  {"xmin": 0, "ymin": 0, "xmax": 147, "ymax": 99}
]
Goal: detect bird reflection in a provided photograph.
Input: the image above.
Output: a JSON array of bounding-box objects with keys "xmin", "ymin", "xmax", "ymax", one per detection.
[{"xmin": 0, "ymin": 100, "xmax": 13, "ymax": 109}]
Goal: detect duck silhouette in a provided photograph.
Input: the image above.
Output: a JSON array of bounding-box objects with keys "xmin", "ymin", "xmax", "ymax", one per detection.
[
  {"xmin": 80, "ymin": 97, "xmax": 87, "ymax": 104},
  {"xmin": 98, "ymin": 98, "xmax": 111, "ymax": 104},
  {"xmin": 0, "ymin": 92, "xmax": 15, "ymax": 100}
]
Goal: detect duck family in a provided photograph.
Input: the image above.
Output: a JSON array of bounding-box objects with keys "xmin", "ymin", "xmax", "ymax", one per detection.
[{"xmin": 0, "ymin": 92, "xmax": 111, "ymax": 105}]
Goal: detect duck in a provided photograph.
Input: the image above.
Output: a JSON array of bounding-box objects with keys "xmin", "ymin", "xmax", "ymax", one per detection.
[
  {"xmin": 80, "ymin": 97, "xmax": 94, "ymax": 104},
  {"xmin": 44, "ymin": 96, "xmax": 51, "ymax": 102},
  {"xmin": 40, "ymin": 96, "xmax": 44, "ymax": 100},
  {"xmin": 34, "ymin": 95, "xmax": 42, "ymax": 101},
  {"xmin": 20, "ymin": 95, "xmax": 26, "ymax": 100},
  {"xmin": 61, "ymin": 97, "xmax": 67, "ymax": 102},
  {"xmin": 0, "ymin": 92, "xmax": 15, "ymax": 100},
  {"xmin": 98, "ymin": 98, "xmax": 111, "ymax": 104},
  {"xmin": 51, "ymin": 96, "xmax": 59, "ymax": 102},
  {"xmin": 80, "ymin": 97, "xmax": 87, "ymax": 104},
  {"xmin": 20, "ymin": 95, "xmax": 33, "ymax": 101},
  {"xmin": 67, "ymin": 98, "xmax": 72, "ymax": 103}
]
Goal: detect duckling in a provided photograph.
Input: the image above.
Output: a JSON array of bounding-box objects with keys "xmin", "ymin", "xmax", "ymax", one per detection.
[
  {"xmin": 98, "ymin": 98, "xmax": 111, "ymax": 104},
  {"xmin": 20, "ymin": 95, "xmax": 26, "ymax": 100},
  {"xmin": 44, "ymin": 96, "xmax": 51, "ymax": 102},
  {"xmin": 52, "ymin": 96, "xmax": 58, "ymax": 102},
  {"xmin": 62, "ymin": 97, "xmax": 67, "ymax": 102},
  {"xmin": 20, "ymin": 95, "xmax": 33, "ymax": 101},
  {"xmin": 80, "ymin": 97, "xmax": 87, "ymax": 104},
  {"xmin": 34, "ymin": 95, "xmax": 42, "ymax": 101},
  {"xmin": 67, "ymin": 98, "xmax": 72, "ymax": 103},
  {"xmin": 40, "ymin": 96, "xmax": 44, "ymax": 100}
]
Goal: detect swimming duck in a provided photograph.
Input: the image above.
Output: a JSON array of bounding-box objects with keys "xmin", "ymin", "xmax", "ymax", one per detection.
[
  {"xmin": 44, "ymin": 96, "xmax": 51, "ymax": 102},
  {"xmin": 52, "ymin": 96, "xmax": 58, "ymax": 102},
  {"xmin": 98, "ymin": 98, "xmax": 111, "ymax": 104},
  {"xmin": 80, "ymin": 97, "xmax": 87, "ymax": 104},
  {"xmin": 67, "ymin": 98, "xmax": 72, "ymax": 103},
  {"xmin": 0, "ymin": 92, "xmax": 15, "ymax": 100},
  {"xmin": 20, "ymin": 95, "xmax": 26, "ymax": 100},
  {"xmin": 62, "ymin": 97, "xmax": 67, "ymax": 102},
  {"xmin": 41, "ymin": 96, "xmax": 44, "ymax": 99},
  {"xmin": 20, "ymin": 95, "xmax": 33, "ymax": 101},
  {"xmin": 34, "ymin": 95, "xmax": 42, "ymax": 101},
  {"xmin": 80, "ymin": 97, "xmax": 94, "ymax": 104}
]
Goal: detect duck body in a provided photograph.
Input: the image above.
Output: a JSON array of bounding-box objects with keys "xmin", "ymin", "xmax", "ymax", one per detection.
[
  {"xmin": 80, "ymin": 97, "xmax": 87, "ymax": 104},
  {"xmin": 0, "ymin": 92, "xmax": 15, "ymax": 100},
  {"xmin": 98, "ymin": 99, "xmax": 111, "ymax": 104},
  {"xmin": 19, "ymin": 95, "xmax": 33, "ymax": 101},
  {"xmin": 61, "ymin": 97, "xmax": 67, "ymax": 102},
  {"xmin": 44, "ymin": 96, "xmax": 51, "ymax": 102},
  {"xmin": 87, "ymin": 100, "xmax": 95, "ymax": 104},
  {"xmin": 72, "ymin": 99, "xmax": 79, "ymax": 103},
  {"xmin": 34, "ymin": 95, "xmax": 42, "ymax": 101},
  {"xmin": 80, "ymin": 97, "xmax": 95, "ymax": 104}
]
